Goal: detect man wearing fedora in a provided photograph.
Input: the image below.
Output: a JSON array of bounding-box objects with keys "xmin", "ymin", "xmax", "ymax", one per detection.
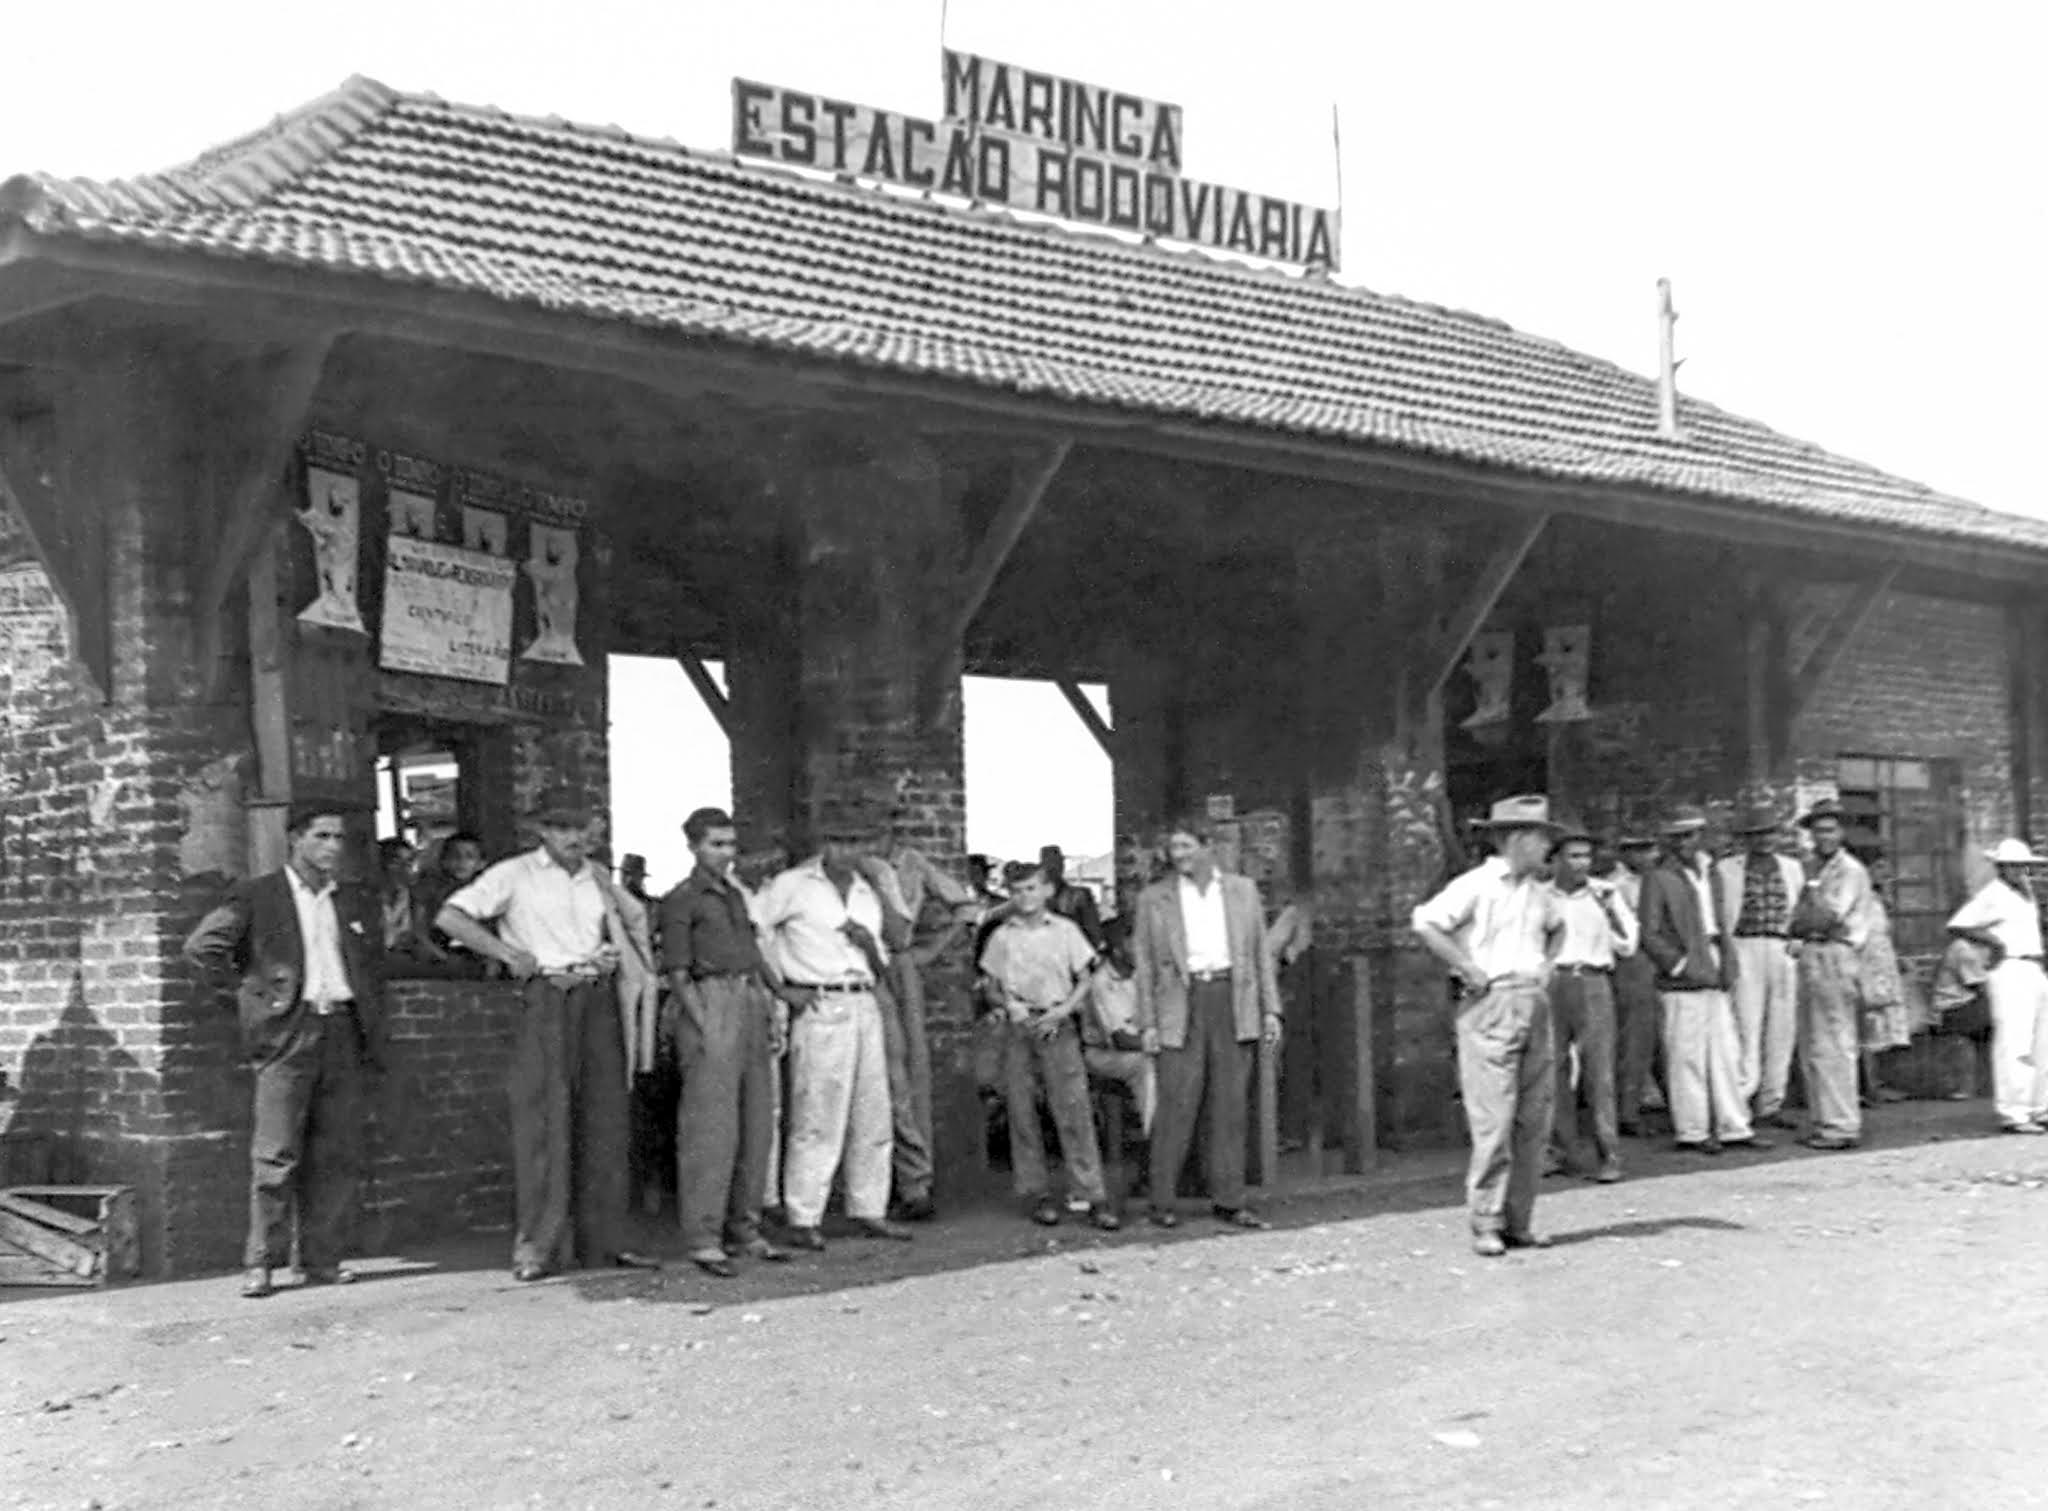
[
  {"xmin": 1638, "ymin": 806, "xmax": 1772, "ymax": 1155},
  {"xmin": 1545, "ymin": 816, "xmax": 1638, "ymax": 1182},
  {"xmin": 1790, "ymin": 798, "xmax": 1877, "ymax": 1151},
  {"xmin": 1946, "ymin": 838, "xmax": 2048, "ymax": 1133},
  {"xmin": 1716, "ymin": 804, "xmax": 1805, "ymax": 1129},
  {"xmin": 436, "ymin": 791, "xmax": 658, "ymax": 1280},
  {"xmin": 184, "ymin": 798, "xmax": 386, "ymax": 1298},
  {"xmin": 1412, "ymin": 794, "xmax": 1566, "ymax": 1255}
]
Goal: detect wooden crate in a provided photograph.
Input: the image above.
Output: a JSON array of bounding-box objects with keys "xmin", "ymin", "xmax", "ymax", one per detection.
[{"xmin": 0, "ymin": 1186, "xmax": 139, "ymax": 1286}]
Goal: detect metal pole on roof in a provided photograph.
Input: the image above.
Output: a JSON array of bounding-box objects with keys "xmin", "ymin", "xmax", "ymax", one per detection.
[
  {"xmin": 1329, "ymin": 102, "xmax": 1345, "ymax": 279},
  {"xmin": 1657, "ymin": 277, "xmax": 1683, "ymax": 440}
]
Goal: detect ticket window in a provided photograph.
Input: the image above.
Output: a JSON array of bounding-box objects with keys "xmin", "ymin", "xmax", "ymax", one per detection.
[{"xmin": 372, "ymin": 717, "xmax": 506, "ymax": 862}]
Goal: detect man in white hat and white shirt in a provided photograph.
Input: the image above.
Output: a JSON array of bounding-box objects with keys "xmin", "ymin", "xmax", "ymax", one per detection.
[
  {"xmin": 1412, "ymin": 795, "xmax": 1566, "ymax": 1256},
  {"xmin": 1946, "ymin": 838, "xmax": 2048, "ymax": 1133}
]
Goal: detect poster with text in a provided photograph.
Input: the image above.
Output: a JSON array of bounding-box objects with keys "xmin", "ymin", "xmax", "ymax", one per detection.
[{"xmin": 378, "ymin": 535, "xmax": 517, "ymax": 685}]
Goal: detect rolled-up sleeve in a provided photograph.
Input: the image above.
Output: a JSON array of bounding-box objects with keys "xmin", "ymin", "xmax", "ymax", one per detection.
[
  {"xmin": 1412, "ymin": 870, "xmax": 1477, "ymax": 936},
  {"xmin": 444, "ymin": 858, "xmax": 516, "ymax": 923}
]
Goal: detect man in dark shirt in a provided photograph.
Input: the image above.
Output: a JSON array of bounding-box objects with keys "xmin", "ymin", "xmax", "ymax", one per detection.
[
  {"xmin": 658, "ymin": 806, "xmax": 792, "ymax": 1277},
  {"xmin": 1041, "ymin": 845, "xmax": 1106, "ymax": 952}
]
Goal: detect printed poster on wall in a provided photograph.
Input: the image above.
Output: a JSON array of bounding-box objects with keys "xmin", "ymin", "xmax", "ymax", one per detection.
[{"xmin": 378, "ymin": 535, "xmax": 518, "ymax": 685}]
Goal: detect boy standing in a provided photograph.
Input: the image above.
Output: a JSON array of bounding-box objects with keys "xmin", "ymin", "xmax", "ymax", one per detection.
[{"xmin": 981, "ymin": 860, "xmax": 1121, "ymax": 1230}]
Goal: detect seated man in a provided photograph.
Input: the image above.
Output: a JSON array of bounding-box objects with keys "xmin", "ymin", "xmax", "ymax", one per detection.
[
  {"xmin": 981, "ymin": 859, "xmax": 1120, "ymax": 1230},
  {"xmin": 1083, "ymin": 940, "xmax": 1156, "ymax": 1138}
]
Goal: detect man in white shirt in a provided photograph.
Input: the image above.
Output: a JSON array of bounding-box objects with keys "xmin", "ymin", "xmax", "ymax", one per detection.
[
  {"xmin": 437, "ymin": 792, "xmax": 653, "ymax": 1282},
  {"xmin": 1546, "ymin": 820, "xmax": 1639, "ymax": 1184},
  {"xmin": 1947, "ymin": 838, "xmax": 2048, "ymax": 1133},
  {"xmin": 185, "ymin": 800, "xmax": 385, "ymax": 1299},
  {"xmin": 1130, "ymin": 815, "xmax": 1282, "ymax": 1231},
  {"xmin": 756, "ymin": 819, "xmax": 912, "ymax": 1251},
  {"xmin": 1413, "ymin": 794, "xmax": 1566, "ymax": 1256}
]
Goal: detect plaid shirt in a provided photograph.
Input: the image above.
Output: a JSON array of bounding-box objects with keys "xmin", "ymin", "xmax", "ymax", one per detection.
[{"xmin": 1734, "ymin": 855, "xmax": 1790, "ymax": 937}]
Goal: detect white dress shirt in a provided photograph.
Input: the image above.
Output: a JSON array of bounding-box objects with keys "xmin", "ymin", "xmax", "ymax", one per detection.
[
  {"xmin": 1178, "ymin": 873, "xmax": 1232, "ymax": 974},
  {"xmin": 445, "ymin": 846, "xmax": 609, "ymax": 973},
  {"xmin": 285, "ymin": 865, "xmax": 354, "ymax": 1005},
  {"xmin": 1949, "ymin": 878, "xmax": 2045, "ymax": 960},
  {"xmin": 1412, "ymin": 856, "xmax": 1562, "ymax": 979},
  {"xmin": 1553, "ymin": 880, "xmax": 1639, "ymax": 968},
  {"xmin": 757, "ymin": 858, "xmax": 890, "ymax": 985}
]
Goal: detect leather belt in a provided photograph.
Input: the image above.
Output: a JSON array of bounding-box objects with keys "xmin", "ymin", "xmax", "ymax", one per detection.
[
  {"xmin": 304, "ymin": 999, "xmax": 355, "ymax": 1017},
  {"xmin": 1188, "ymin": 968, "xmax": 1232, "ymax": 984},
  {"xmin": 1733, "ymin": 931, "xmax": 1788, "ymax": 939},
  {"xmin": 1553, "ymin": 963, "xmax": 1612, "ymax": 976},
  {"xmin": 540, "ymin": 971, "xmax": 610, "ymax": 991},
  {"xmin": 793, "ymin": 980, "xmax": 874, "ymax": 994}
]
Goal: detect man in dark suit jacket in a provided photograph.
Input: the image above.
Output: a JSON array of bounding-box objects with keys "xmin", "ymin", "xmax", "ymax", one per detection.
[
  {"xmin": 185, "ymin": 800, "xmax": 385, "ymax": 1298},
  {"xmin": 1132, "ymin": 815, "xmax": 1282, "ymax": 1230},
  {"xmin": 1636, "ymin": 805, "xmax": 1769, "ymax": 1156}
]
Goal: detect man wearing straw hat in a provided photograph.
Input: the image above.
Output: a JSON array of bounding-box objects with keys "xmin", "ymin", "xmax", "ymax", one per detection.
[
  {"xmin": 436, "ymin": 790, "xmax": 659, "ymax": 1280},
  {"xmin": 1789, "ymin": 798, "xmax": 1877, "ymax": 1151},
  {"xmin": 1945, "ymin": 837, "xmax": 2048, "ymax": 1134},
  {"xmin": 1716, "ymin": 803, "xmax": 1806, "ymax": 1129},
  {"xmin": 1412, "ymin": 794, "xmax": 1566, "ymax": 1256},
  {"xmin": 1639, "ymin": 805, "xmax": 1773, "ymax": 1155}
]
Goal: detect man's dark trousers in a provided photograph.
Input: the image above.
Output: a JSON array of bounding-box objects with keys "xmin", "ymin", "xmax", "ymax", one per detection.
[
  {"xmin": 675, "ymin": 974, "xmax": 776, "ymax": 1256},
  {"xmin": 1550, "ymin": 968, "xmax": 1619, "ymax": 1167},
  {"xmin": 247, "ymin": 1009, "xmax": 365, "ymax": 1270},
  {"xmin": 511, "ymin": 977, "xmax": 628, "ymax": 1272},
  {"xmin": 1149, "ymin": 976, "xmax": 1251, "ymax": 1212},
  {"xmin": 878, "ymin": 957, "xmax": 935, "ymax": 1205}
]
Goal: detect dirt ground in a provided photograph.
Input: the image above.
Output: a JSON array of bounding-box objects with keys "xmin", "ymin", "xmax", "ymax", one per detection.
[{"xmin": 6, "ymin": 1101, "xmax": 2047, "ymax": 1511}]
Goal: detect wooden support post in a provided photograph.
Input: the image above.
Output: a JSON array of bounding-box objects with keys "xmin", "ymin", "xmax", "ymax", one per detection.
[
  {"xmin": 1341, "ymin": 952, "xmax": 1378, "ymax": 1173},
  {"xmin": 200, "ymin": 337, "xmax": 337, "ymax": 698},
  {"xmin": 677, "ymin": 651, "xmax": 733, "ymax": 738},
  {"xmin": 246, "ymin": 522, "xmax": 292, "ymax": 876},
  {"xmin": 0, "ymin": 395, "xmax": 110, "ymax": 700},
  {"xmin": 2009, "ymin": 602, "xmax": 2045, "ymax": 844},
  {"xmin": 1422, "ymin": 510, "xmax": 1551, "ymax": 700},
  {"xmin": 1054, "ymin": 677, "xmax": 1113, "ymax": 757},
  {"xmin": 944, "ymin": 439, "xmax": 1070, "ymax": 647},
  {"xmin": 1788, "ymin": 563, "xmax": 1902, "ymax": 716},
  {"xmin": 1743, "ymin": 578, "xmax": 1772, "ymax": 783}
]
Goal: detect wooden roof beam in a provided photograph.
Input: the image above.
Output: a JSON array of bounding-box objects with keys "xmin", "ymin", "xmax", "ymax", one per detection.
[
  {"xmin": 676, "ymin": 651, "xmax": 732, "ymax": 739},
  {"xmin": 945, "ymin": 440, "xmax": 1070, "ymax": 647},
  {"xmin": 1789, "ymin": 561, "xmax": 1903, "ymax": 716},
  {"xmin": 1055, "ymin": 676, "xmax": 1113, "ymax": 758},
  {"xmin": 1424, "ymin": 510, "xmax": 1552, "ymax": 699}
]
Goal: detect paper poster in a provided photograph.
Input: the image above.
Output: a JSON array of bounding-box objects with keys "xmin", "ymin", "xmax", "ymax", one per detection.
[
  {"xmin": 297, "ymin": 468, "xmax": 367, "ymax": 633},
  {"xmin": 1535, "ymin": 623, "xmax": 1593, "ymax": 723},
  {"xmin": 521, "ymin": 523, "xmax": 585, "ymax": 666},
  {"xmin": 379, "ymin": 535, "xmax": 518, "ymax": 685},
  {"xmin": 463, "ymin": 506, "xmax": 508, "ymax": 557},
  {"xmin": 1460, "ymin": 629, "xmax": 1514, "ymax": 729},
  {"xmin": 389, "ymin": 489, "xmax": 437, "ymax": 540}
]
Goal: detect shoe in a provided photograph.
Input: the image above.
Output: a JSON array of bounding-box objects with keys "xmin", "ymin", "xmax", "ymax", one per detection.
[
  {"xmin": 512, "ymin": 1262, "xmax": 547, "ymax": 1282},
  {"xmin": 1617, "ymin": 1120, "xmax": 1644, "ymax": 1139},
  {"xmin": 299, "ymin": 1266, "xmax": 356, "ymax": 1286},
  {"xmin": 240, "ymin": 1266, "xmax": 274, "ymax": 1299},
  {"xmin": 1702, "ymin": 1138, "xmax": 1723, "ymax": 1155},
  {"xmin": 612, "ymin": 1250, "xmax": 662, "ymax": 1270},
  {"xmin": 891, "ymin": 1195, "xmax": 937, "ymax": 1223},
  {"xmin": 1542, "ymin": 1156, "xmax": 1568, "ymax": 1178},
  {"xmin": 1805, "ymin": 1134, "xmax": 1861, "ymax": 1150},
  {"xmin": 1149, "ymin": 1209, "xmax": 1180, "ymax": 1229},
  {"xmin": 1593, "ymin": 1158, "xmax": 1623, "ymax": 1184},
  {"xmin": 1030, "ymin": 1197, "xmax": 1063, "ymax": 1227},
  {"xmin": 1471, "ymin": 1232, "xmax": 1506, "ymax": 1258},
  {"xmin": 2001, "ymin": 1122, "xmax": 2045, "ymax": 1136},
  {"xmin": 1721, "ymin": 1135, "xmax": 1774, "ymax": 1151},
  {"xmin": 1502, "ymin": 1231, "xmax": 1553, "ymax": 1250},
  {"xmin": 785, "ymin": 1225, "xmax": 826, "ymax": 1252},
  {"xmin": 852, "ymin": 1218, "xmax": 913, "ymax": 1242},
  {"xmin": 736, "ymin": 1237, "xmax": 793, "ymax": 1264},
  {"xmin": 1088, "ymin": 1205, "xmax": 1122, "ymax": 1232},
  {"xmin": 689, "ymin": 1251, "xmax": 738, "ymax": 1279},
  {"xmin": 1673, "ymin": 1140, "xmax": 1714, "ymax": 1154},
  {"xmin": 1214, "ymin": 1206, "xmax": 1271, "ymax": 1231}
]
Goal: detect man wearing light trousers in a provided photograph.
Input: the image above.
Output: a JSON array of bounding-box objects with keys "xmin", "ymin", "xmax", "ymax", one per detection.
[
  {"xmin": 1413, "ymin": 794, "xmax": 1565, "ymax": 1257},
  {"xmin": 756, "ymin": 823, "xmax": 912, "ymax": 1252},
  {"xmin": 1715, "ymin": 804, "xmax": 1805, "ymax": 1128}
]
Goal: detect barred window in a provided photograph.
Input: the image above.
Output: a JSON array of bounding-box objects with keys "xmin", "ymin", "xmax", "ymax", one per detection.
[{"xmin": 1835, "ymin": 755, "xmax": 1964, "ymax": 955}]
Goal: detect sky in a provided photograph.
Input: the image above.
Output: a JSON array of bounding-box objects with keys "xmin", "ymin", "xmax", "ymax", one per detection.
[{"xmin": 6, "ymin": 1, "xmax": 2040, "ymax": 884}]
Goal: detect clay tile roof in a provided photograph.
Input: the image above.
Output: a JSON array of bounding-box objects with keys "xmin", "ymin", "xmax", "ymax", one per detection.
[{"xmin": 5, "ymin": 75, "xmax": 2043, "ymax": 554}]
